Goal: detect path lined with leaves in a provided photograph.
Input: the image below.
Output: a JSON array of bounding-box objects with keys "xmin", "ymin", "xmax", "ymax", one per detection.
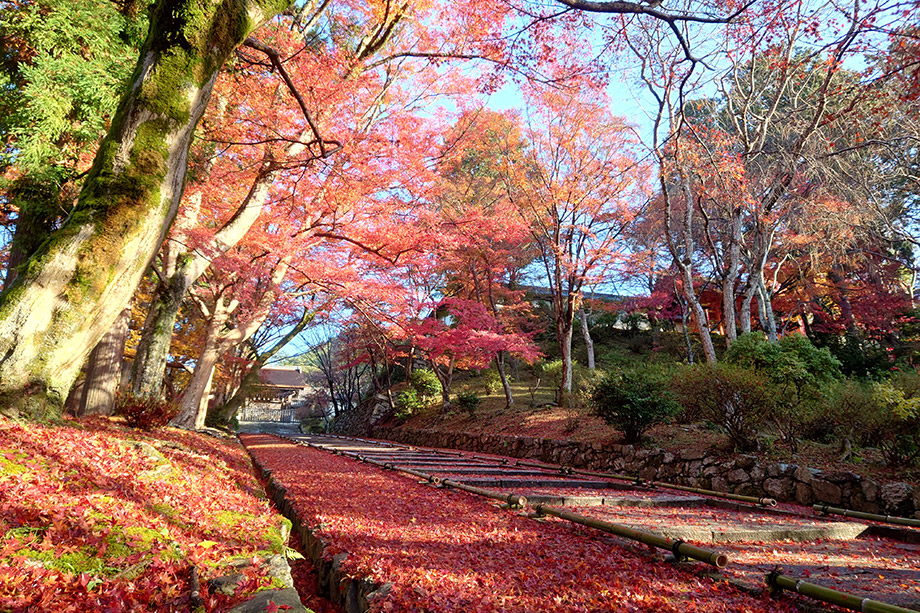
[{"xmin": 242, "ymin": 433, "xmax": 799, "ymax": 612}]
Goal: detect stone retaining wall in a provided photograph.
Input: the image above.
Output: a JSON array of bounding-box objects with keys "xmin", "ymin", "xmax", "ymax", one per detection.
[
  {"xmin": 372, "ymin": 427, "xmax": 920, "ymax": 519},
  {"xmin": 247, "ymin": 449, "xmax": 391, "ymax": 613}
]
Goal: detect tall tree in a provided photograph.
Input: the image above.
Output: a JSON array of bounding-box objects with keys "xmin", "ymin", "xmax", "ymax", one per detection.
[
  {"xmin": 506, "ymin": 84, "xmax": 643, "ymax": 399},
  {"xmin": 0, "ymin": 0, "xmax": 147, "ymax": 287},
  {"xmin": 0, "ymin": 0, "xmax": 291, "ymax": 418},
  {"xmin": 436, "ymin": 110, "xmax": 536, "ymax": 407}
]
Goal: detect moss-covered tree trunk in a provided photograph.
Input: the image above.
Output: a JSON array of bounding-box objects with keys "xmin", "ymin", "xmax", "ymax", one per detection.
[
  {"xmin": 0, "ymin": 0, "xmax": 291, "ymax": 419},
  {"xmin": 133, "ymin": 150, "xmax": 289, "ymax": 398}
]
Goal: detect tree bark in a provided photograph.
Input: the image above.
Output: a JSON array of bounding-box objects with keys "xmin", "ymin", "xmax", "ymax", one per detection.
[
  {"xmin": 132, "ymin": 140, "xmax": 306, "ymax": 397},
  {"xmin": 721, "ymin": 207, "xmax": 743, "ymax": 347},
  {"xmin": 579, "ymin": 306, "xmax": 595, "ymax": 371},
  {"xmin": 494, "ymin": 352, "xmax": 514, "ymax": 409},
  {"xmin": 171, "ymin": 258, "xmax": 290, "ymax": 429},
  {"xmin": 79, "ymin": 306, "xmax": 131, "ymax": 416},
  {"xmin": 0, "ymin": 0, "xmax": 291, "ymax": 419},
  {"xmin": 172, "ymin": 300, "xmax": 231, "ymax": 430}
]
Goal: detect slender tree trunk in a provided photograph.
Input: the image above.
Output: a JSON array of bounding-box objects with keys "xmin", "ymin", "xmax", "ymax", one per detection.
[
  {"xmin": 579, "ymin": 307, "xmax": 595, "ymax": 370},
  {"xmin": 739, "ymin": 282, "xmax": 757, "ymax": 334},
  {"xmin": 433, "ymin": 356, "xmax": 455, "ymax": 410},
  {"xmin": 558, "ymin": 321, "xmax": 575, "ymax": 403},
  {"xmin": 132, "ymin": 272, "xmax": 187, "ymax": 397},
  {"xmin": 755, "ymin": 275, "xmax": 779, "ymax": 342},
  {"xmin": 171, "ymin": 258, "xmax": 289, "ymax": 429},
  {"xmin": 721, "ymin": 207, "xmax": 744, "ymax": 348},
  {"xmin": 79, "ymin": 306, "xmax": 131, "ymax": 416},
  {"xmin": 674, "ymin": 280, "xmax": 695, "ymax": 364},
  {"xmin": 679, "ymin": 268, "xmax": 718, "ymax": 363},
  {"xmin": 494, "ymin": 352, "xmax": 514, "ymax": 409},
  {"xmin": 0, "ymin": 0, "xmax": 291, "ymax": 419}
]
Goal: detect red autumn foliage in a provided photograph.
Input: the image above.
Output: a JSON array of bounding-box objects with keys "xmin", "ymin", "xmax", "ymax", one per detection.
[
  {"xmin": 0, "ymin": 416, "xmax": 306, "ymax": 612},
  {"xmin": 242, "ymin": 433, "xmax": 799, "ymax": 612}
]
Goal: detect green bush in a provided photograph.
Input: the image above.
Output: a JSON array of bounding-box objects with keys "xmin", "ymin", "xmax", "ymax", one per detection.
[
  {"xmin": 116, "ymin": 393, "xmax": 178, "ymax": 430},
  {"xmin": 870, "ymin": 382, "xmax": 920, "ymax": 466},
  {"xmin": 456, "ymin": 389, "xmax": 481, "ymax": 416},
  {"xmin": 818, "ymin": 375, "xmax": 920, "ymax": 466},
  {"xmin": 395, "ymin": 388, "xmax": 425, "ymax": 420},
  {"xmin": 483, "ymin": 370, "xmax": 502, "ymax": 394},
  {"xmin": 671, "ymin": 364, "xmax": 773, "ymax": 451},
  {"xmin": 592, "ymin": 369, "xmax": 679, "ymax": 444},
  {"xmin": 409, "ymin": 369, "xmax": 441, "ymax": 399},
  {"xmin": 724, "ymin": 332, "xmax": 841, "ymax": 449}
]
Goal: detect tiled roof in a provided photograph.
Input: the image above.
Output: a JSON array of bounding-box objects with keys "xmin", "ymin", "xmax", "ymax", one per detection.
[{"xmin": 258, "ymin": 367, "xmax": 307, "ymax": 388}]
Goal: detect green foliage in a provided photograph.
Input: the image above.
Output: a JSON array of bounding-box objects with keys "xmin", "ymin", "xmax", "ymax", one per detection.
[
  {"xmin": 811, "ymin": 333, "xmax": 894, "ymax": 379},
  {"xmin": 1, "ymin": 0, "xmax": 147, "ymax": 171},
  {"xmin": 536, "ymin": 359, "xmax": 564, "ymax": 389},
  {"xmin": 456, "ymin": 389, "xmax": 481, "ymax": 416},
  {"xmin": 725, "ymin": 332, "xmax": 842, "ymax": 385},
  {"xmin": 821, "ymin": 375, "xmax": 920, "ymax": 467},
  {"xmin": 409, "ymin": 369, "xmax": 441, "ymax": 399},
  {"xmin": 116, "ymin": 394, "xmax": 178, "ymax": 430},
  {"xmin": 724, "ymin": 333, "xmax": 841, "ymax": 449},
  {"xmin": 0, "ymin": 0, "xmax": 147, "ymax": 271},
  {"xmin": 483, "ymin": 370, "xmax": 502, "ymax": 394},
  {"xmin": 395, "ymin": 388, "xmax": 425, "ymax": 420},
  {"xmin": 592, "ymin": 369, "xmax": 679, "ymax": 444},
  {"xmin": 672, "ymin": 364, "xmax": 773, "ymax": 451}
]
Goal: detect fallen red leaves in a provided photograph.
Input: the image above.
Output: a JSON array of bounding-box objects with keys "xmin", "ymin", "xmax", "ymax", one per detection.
[
  {"xmin": 0, "ymin": 416, "xmax": 298, "ymax": 612},
  {"xmin": 242, "ymin": 433, "xmax": 799, "ymax": 612}
]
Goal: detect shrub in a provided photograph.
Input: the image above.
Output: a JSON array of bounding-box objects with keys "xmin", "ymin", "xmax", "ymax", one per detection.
[
  {"xmin": 456, "ymin": 390, "xmax": 481, "ymax": 416},
  {"xmin": 483, "ymin": 370, "xmax": 502, "ymax": 394},
  {"xmin": 868, "ymin": 380, "xmax": 920, "ymax": 466},
  {"xmin": 409, "ymin": 369, "xmax": 441, "ymax": 399},
  {"xmin": 724, "ymin": 332, "xmax": 841, "ymax": 449},
  {"xmin": 116, "ymin": 393, "xmax": 178, "ymax": 430},
  {"xmin": 671, "ymin": 364, "xmax": 773, "ymax": 451},
  {"xmin": 592, "ymin": 369, "xmax": 679, "ymax": 444},
  {"xmin": 395, "ymin": 389, "xmax": 425, "ymax": 420}
]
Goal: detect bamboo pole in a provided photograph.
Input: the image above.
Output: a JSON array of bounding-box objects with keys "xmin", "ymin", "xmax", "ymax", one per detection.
[
  {"xmin": 533, "ymin": 504, "xmax": 728, "ymax": 568},
  {"xmin": 813, "ymin": 505, "xmax": 920, "ymax": 529},
  {"xmin": 766, "ymin": 569, "xmax": 916, "ymax": 613},
  {"xmin": 515, "ymin": 460, "xmax": 777, "ymax": 507},
  {"xmin": 440, "ymin": 479, "xmax": 527, "ymax": 508}
]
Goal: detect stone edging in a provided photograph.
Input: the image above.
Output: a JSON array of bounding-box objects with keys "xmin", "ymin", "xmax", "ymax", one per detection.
[
  {"xmin": 246, "ymin": 443, "xmax": 391, "ymax": 613},
  {"xmin": 372, "ymin": 427, "xmax": 920, "ymax": 519}
]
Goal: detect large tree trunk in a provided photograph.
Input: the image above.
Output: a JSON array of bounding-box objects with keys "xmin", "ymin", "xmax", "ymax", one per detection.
[
  {"xmin": 79, "ymin": 306, "xmax": 131, "ymax": 416},
  {"xmin": 0, "ymin": 0, "xmax": 290, "ymax": 419}
]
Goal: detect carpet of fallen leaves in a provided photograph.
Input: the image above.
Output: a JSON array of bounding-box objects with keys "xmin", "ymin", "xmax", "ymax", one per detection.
[
  {"xmin": 0, "ymin": 416, "xmax": 310, "ymax": 612},
  {"xmin": 242, "ymin": 433, "xmax": 800, "ymax": 613},
  {"xmin": 489, "ymin": 484, "xmax": 920, "ymax": 609}
]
